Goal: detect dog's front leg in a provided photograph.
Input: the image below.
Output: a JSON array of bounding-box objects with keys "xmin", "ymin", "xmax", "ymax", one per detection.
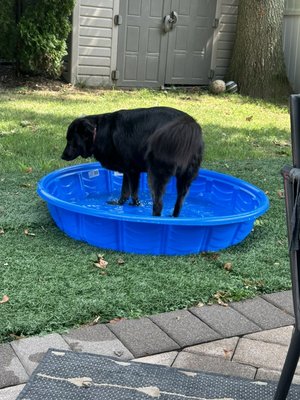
[
  {"xmin": 128, "ymin": 171, "xmax": 141, "ymax": 206},
  {"xmin": 107, "ymin": 173, "xmax": 130, "ymax": 205}
]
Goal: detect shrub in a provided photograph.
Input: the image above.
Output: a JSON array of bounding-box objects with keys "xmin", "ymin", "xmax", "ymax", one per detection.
[
  {"xmin": 0, "ymin": 0, "xmax": 17, "ymax": 61},
  {"xmin": 18, "ymin": 0, "xmax": 75, "ymax": 78}
]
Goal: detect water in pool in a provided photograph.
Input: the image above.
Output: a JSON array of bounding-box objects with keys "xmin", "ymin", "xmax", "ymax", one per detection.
[{"xmin": 71, "ymin": 190, "xmax": 230, "ymax": 219}]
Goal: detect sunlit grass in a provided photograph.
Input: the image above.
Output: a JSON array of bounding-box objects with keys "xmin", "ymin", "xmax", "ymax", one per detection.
[{"xmin": 0, "ymin": 88, "xmax": 290, "ymax": 172}]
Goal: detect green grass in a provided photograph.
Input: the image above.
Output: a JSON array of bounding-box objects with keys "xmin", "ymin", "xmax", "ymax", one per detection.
[{"xmin": 0, "ymin": 87, "xmax": 292, "ymax": 342}]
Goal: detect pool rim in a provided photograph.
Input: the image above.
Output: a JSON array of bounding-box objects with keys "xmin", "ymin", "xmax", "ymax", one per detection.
[{"xmin": 37, "ymin": 162, "xmax": 269, "ymax": 227}]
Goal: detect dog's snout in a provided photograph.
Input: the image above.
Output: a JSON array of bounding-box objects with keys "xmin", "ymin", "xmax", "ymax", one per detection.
[{"xmin": 61, "ymin": 145, "xmax": 74, "ymax": 161}]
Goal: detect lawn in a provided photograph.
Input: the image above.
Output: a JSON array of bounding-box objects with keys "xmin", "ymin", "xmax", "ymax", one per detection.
[{"xmin": 0, "ymin": 87, "xmax": 292, "ymax": 342}]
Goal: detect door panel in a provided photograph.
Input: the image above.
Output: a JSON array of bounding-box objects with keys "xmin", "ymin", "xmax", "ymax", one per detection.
[
  {"xmin": 117, "ymin": 0, "xmax": 167, "ymax": 87},
  {"xmin": 116, "ymin": 0, "xmax": 216, "ymax": 87},
  {"xmin": 165, "ymin": 0, "xmax": 216, "ymax": 85}
]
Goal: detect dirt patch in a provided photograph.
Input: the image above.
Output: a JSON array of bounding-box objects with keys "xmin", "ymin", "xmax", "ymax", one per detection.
[{"xmin": 0, "ymin": 64, "xmax": 71, "ymax": 91}]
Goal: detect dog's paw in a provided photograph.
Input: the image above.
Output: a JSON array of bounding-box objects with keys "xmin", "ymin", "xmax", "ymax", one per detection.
[
  {"xmin": 129, "ymin": 199, "xmax": 141, "ymax": 206},
  {"xmin": 107, "ymin": 199, "xmax": 126, "ymax": 205}
]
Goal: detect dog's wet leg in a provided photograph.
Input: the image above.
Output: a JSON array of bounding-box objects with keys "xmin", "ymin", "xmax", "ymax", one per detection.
[
  {"xmin": 173, "ymin": 171, "xmax": 196, "ymax": 217},
  {"xmin": 107, "ymin": 173, "xmax": 130, "ymax": 205},
  {"xmin": 128, "ymin": 172, "xmax": 141, "ymax": 206},
  {"xmin": 148, "ymin": 171, "xmax": 170, "ymax": 216}
]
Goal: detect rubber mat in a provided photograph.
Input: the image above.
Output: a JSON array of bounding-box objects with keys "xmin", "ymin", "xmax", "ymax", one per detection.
[{"xmin": 17, "ymin": 348, "xmax": 300, "ymax": 399}]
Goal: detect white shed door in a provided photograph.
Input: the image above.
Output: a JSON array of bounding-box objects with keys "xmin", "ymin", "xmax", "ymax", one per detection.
[{"xmin": 116, "ymin": 0, "xmax": 216, "ymax": 87}]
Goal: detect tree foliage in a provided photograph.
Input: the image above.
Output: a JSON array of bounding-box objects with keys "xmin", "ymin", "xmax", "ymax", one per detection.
[
  {"xmin": 18, "ymin": 0, "xmax": 75, "ymax": 78},
  {"xmin": 228, "ymin": 0, "xmax": 291, "ymax": 99}
]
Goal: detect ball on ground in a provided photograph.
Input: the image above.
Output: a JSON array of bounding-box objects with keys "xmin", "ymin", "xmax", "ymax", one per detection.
[
  {"xmin": 210, "ymin": 80, "xmax": 226, "ymax": 94},
  {"xmin": 225, "ymin": 81, "xmax": 238, "ymax": 93}
]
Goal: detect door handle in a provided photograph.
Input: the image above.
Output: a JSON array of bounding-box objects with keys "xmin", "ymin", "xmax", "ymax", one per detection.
[{"xmin": 163, "ymin": 10, "xmax": 178, "ymax": 33}]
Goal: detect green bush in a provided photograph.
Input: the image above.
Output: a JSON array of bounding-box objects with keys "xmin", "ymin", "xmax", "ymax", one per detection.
[
  {"xmin": 18, "ymin": 0, "xmax": 75, "ymax": 78},
  {"xmin": 0, "ymin": 0, "xmax": 17, "ymax": 61}
]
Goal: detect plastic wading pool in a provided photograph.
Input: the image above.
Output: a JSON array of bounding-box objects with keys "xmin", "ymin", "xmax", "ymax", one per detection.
[{"xmin": 37, "ymin": 163, "xmax": 269, "ymax": 255}]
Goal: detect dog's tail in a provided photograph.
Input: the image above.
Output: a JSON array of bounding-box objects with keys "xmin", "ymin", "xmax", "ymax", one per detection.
[{"xmin": 146, "ymin": 115, "xmax": 204, "ymax": 171}]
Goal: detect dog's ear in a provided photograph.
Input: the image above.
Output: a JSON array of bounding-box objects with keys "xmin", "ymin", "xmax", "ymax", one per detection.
[{"xmin": 79, "ymin": 118, "xmax": 95, "ymax": 141}]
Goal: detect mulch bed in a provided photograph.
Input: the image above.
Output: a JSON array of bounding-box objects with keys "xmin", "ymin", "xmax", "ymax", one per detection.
[{"xmin": 0, "ymin": 64, "xmax": 70, "ymax": 91}]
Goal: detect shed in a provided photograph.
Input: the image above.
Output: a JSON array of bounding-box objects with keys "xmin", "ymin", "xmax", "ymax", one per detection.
[
  {"xmin": 64, "ymin": 0, "xmax": 299, "ymax": 92},
  {"xmin": 64, "ymin": 0, "xmax": 238, "ymax": 88}
]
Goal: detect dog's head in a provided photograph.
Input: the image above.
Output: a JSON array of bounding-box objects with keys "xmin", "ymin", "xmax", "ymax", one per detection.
[{"xmin": 61, "ymin": 118, "xmax": 95, "ymax": 161}]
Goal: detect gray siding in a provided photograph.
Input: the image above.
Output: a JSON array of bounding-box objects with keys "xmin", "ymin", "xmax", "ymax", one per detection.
[
  {"xmin": 76, "ymin": 0, "xmax": 115, "ymax": 86},
  {"xmin": 214, "ymin": 0, "xmax": 238, "ymax": 79},
  {"xmin": 284, "ymin": 0, "xmax": 300, "ymax": 93}
]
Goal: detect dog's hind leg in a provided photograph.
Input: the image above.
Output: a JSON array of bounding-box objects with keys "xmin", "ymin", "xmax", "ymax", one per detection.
[
  {"xmin": 148, "ymin": 171, "xmax": 171, "ymax": 216},
  {"xmin": 107, "ymin": 173, "xmax": 130, "ymax": 205},
  {"xmin": 173, "ymin": 170, "xmax": 198, "ymax": 217}
]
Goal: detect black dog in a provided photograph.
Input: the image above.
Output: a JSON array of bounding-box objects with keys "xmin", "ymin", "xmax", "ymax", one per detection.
[{"xmin": 61, "ymin": 107, "xmax": 204, "ymax": 217}]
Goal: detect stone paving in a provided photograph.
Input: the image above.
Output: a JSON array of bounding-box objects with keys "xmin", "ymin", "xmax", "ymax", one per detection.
[{"xmin": 0, "ymin": 290, "xmax": 298, "ymax": 400}]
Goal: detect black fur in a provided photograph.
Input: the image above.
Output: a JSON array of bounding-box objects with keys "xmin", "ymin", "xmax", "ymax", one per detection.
[{"xmin": 61, "ymin": 107, "xmax": 204, "ymax": 217}]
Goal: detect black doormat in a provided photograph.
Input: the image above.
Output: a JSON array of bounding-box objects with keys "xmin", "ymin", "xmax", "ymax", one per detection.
[{"xmin": 17, "ymin": 348, "xmax": 300, "ymax": 399}]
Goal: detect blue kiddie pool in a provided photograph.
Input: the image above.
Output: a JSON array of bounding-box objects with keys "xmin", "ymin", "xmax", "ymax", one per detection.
[{"xmin": 37, "ymin": 163, "xmax": 269, "ymax": 255}]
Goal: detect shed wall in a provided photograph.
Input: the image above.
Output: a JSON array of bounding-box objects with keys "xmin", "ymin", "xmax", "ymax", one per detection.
[
  {"xmin": 71, "ymin": 0, "xmax": 118, "ymax": 86},
  {"xmin": 214, "ymin": 0, "xmax": 238, "ymax": 79},
  {"xmin": 284, "ymin": 0, "xmax": 300, "ymax": 93}
]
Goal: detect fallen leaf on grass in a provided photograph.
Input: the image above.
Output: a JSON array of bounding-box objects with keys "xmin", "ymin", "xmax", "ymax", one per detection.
[
  {"xmin": 117, "ymin": 257, "xmax": 125, "ymax": 265},
  {"xmin": 201, "ymin": 252, "xmax": 220, "ymax": 260},
  {"xmin": 94, "ymin": 254, "xmax": 108, "ymax": 269},
  {"xmin": 92, "ymin": 316, "xmax": 101, "ymax": 324},
  {"xmin": 0, "ymin": 228, "xmax": 4, "ymax": 235},
  {"xmin": 94, "ymin": 260, "xmax": 108, "ymax": 269},
  {"xmin": 246, "ymin": 115, "xmax": 253, "ymax": 122},
  {"xmin": 0, "ymin": 295, "xmax": 9, "ymax": 304},
  {"xmin": 87, "ymin": 316, "xmax": 101, "ymax": 326},
  {"xmin": 81, "ymin": 315, "xmax": 101, "ymax": 328},
  {"xmin": 273, "ymin": 140, "xmax": 290, "ymax": 147},
  {"xmin": 223, "ymin": 262, "xmax": 232, "ymax": 271},
  {"xmin": 25, "ymin": 167, "xmax": 33, "ymax": 174},
  {"xmin": 24, "ymin": 229, "xmax": 36, "ymax": 236},
  {"xmin": 109, "ymin": 317, "xmax": 126, "ymax": 324},
  {"xmin": 277, "ymin": 190, "xmax": 284, "ymax": 199},
  {"xmin": 9, "ymin": 333, "xmax": 24, "ymax": 340},
  {"xmin": 20, "ymin": 183, "xmax": 32, "ymax": 188},
  {"xmin": 213, "ymin": 291, "xmax": 229, "ymax": 307}
]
